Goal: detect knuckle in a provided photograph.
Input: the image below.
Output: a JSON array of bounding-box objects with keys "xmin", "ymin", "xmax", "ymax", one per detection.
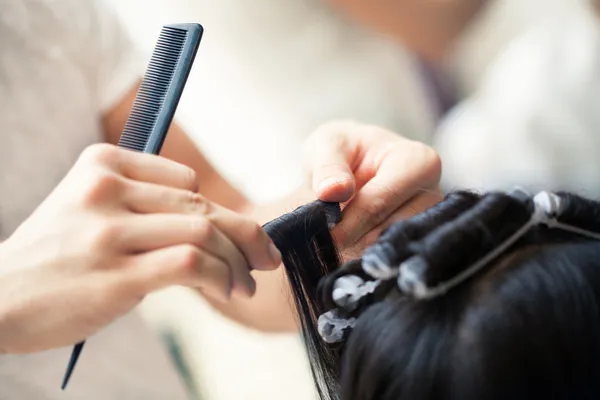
[
  {"xmin": 176, "ymin": 244, "xmax": 203, "ymax": 274},
  {"xmin": 363, "ymin": 196, "xmax": 387, "ymax": 219},
  {"xmin": 189, "ymin": 217, "xmax": 214, "ymax": 244},
  {"xmin": 243, "ymin": 221, "xmax": 265, "ymax": 243},
  {"xmin": 81, "ymin": 170, "xmax": 123, "ymax": 205},
  {"xmin": 80, "ymin": 143, "xmax": 120, "ymax": 167},
  {"xmin": 187, "ymin": 192, "xmax": 210, "ymax": 215}
]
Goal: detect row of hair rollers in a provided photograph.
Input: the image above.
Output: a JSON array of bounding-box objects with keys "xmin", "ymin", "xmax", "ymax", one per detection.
[
  {"xmin": 401, "ymin": 191, "xmax": 600, "ymax": 297},
  {"xmin": 317, "ymin": 191, "xmax": 483, "ymax": 314},
  {"xmin": 316, "ymin": 190, "xmax": 600, "ymax": 346},
  {"xmin": 318, "ymin": 189, "xmax": 600, "ymax": 311}
]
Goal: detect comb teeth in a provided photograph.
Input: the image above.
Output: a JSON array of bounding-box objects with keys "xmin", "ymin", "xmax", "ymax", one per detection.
[{"xmin": 118, "ymin": 27, "xmax": 189, "ymax": 152}]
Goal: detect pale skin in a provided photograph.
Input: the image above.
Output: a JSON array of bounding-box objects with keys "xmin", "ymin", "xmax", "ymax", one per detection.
[
  {"xmin": 107, "ymin": 83, "xmax": 442, "ymax": 331},
  {"xmin": 0, "ymin": 81, "xmax": 442, "ymax": 353}
]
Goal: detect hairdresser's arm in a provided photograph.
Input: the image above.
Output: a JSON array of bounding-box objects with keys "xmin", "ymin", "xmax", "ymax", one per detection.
[{"xmin": 102, "ymin": 82, "xmax": 248, "ymax": 212}]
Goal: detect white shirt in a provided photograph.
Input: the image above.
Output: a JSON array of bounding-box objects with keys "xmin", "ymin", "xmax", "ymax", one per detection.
[{"xmin": 0, "ymin": 1, "xmax": 190, "ymax": 398}]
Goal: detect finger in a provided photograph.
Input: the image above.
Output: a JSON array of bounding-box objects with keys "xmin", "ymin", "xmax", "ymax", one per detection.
[
  {"xmin": 360, "ymin": 189, "xmax": 443, "ymax": 246},
  {"xmin": 303, "ymin": 125, "xmax": 356, "ymax": 202},
  {"xmin": 117, "ymin": 149, "xmax": 198, "ymax": 192},
  {"xmin": 118, "ymin": 214, "xmax": 255, "ymax": 296},
  {"xmin": 125, "ymin": 245, "xmax": 236, "ymax": 303},
  {"xmin": 334, "ymin": 145, "xmax": 441, "ymax": 246},
  {"xmin": 203, "ymin": 204, "xmax": 282, "ymax": 271},
  {"xmin": 122, "ymin": 181, "xmax": 206, "ymax": 215},
  {"xmin": 338, "ymin": 190, "xmax": 443, "ymax": 261}
]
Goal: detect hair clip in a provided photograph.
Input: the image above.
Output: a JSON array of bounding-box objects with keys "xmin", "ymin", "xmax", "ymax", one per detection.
[
  {"xmin": 361, "ymin": 244, "xmax": 400, "ymax": 280},
  {"xmin": 397, "ymin": 256, "xmax": 429, "ymax": 298},
  {"xmin": 332, "ymin": 275, "xmax": 380, "ymax": 310},
  {"xmin": 398, "ymin": 191, "xmax": 600, "ymax": 300},
  {"xmin": 317, "ymin": 310, "xmax": 357, "ymax": 344}
]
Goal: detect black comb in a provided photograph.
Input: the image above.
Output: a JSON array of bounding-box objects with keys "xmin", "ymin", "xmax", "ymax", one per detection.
[
  {"xmin": 119, "ymin": 23, "xmax": 203, "ymax": 153},
  {"xmin": 61, "ymin": 23, "xmax": 203, "ymax": 390}
]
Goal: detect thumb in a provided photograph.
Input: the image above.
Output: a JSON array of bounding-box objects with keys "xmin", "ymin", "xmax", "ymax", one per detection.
[
  {"xmin": 313, "ymin": 163, "xmax": 355, "ymax": 202},
  {"xmin": 304, "ymin": 129, "xmax": 356, "ymax": 203}
]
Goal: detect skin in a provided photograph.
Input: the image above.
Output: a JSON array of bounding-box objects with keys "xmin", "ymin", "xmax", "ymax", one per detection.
[
  {"xmin": 106, "ymin": 83, "xmax": 442, "ymax": 331},
  {"xmin": 0, "ymin": 145, "xmax": 280, "ymax": 353},
  {"xmin": 0, "ymin": 81, "xmax": 443, "ymax": 353},
  {"xmin": 327, "ymin": 0, "xmax": 488, "ymax": 62}
]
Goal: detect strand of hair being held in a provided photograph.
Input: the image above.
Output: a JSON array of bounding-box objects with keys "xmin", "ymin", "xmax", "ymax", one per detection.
[{"xmin": 263, "ymin": 200, "xmax": 343, "ymax": 400}]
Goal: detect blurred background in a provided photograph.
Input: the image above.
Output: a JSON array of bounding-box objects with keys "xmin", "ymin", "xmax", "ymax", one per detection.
[{"xmin": 101, "ymin": 0, "xmax": 600, "ymax": 398}]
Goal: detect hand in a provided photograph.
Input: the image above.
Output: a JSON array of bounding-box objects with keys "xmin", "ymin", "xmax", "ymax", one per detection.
[
  {"xmin": 0, "ymin": 144, "xmax": 281, "ymax": 353},
  {"xmin": 304, "ymin": 121, "xmax": 443, "ymax": 258}
]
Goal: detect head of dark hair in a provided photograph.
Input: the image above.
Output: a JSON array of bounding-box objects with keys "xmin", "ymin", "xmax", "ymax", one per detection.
[{"xmin": 269, "ymin": 191, "xmax": 600, "ymax": 400}]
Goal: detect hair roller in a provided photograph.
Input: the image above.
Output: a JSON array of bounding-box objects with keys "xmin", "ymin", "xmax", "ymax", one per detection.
[
  {"xmin": 362, "ymin": 191, "xmax": 482, "ymax": 279},
  {"xmin": 555, "ymin": 192, "xmax": 600, "ymax": 232},
  {"xmin": 318, "ymin": 261, "xmax": 398, "ymax": 318},
  {"xmin": 401, "ymin": 192, "xmax": 531, "ymax": 298},
  {"xmin": 318, "ymin": 259, "xmax": 369, "ymax": 311}
]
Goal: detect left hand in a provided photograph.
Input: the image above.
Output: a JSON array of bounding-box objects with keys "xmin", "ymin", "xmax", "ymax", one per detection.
[{"xmin": 303, "ymin": 121, "xmax": 443, "ymax": 258}]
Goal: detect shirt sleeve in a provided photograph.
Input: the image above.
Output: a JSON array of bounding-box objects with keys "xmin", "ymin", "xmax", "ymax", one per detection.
[{"xmin": 83, "ymin": 0, "xmax": 146, "ymax": 113}]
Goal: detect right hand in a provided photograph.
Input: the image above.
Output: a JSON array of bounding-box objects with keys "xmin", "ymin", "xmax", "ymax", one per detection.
[{"xmin": 0, "ymin": 144, "xmax": 281, "ymax": 353}]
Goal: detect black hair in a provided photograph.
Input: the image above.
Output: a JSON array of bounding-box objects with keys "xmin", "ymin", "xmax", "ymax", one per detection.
[
  {"xmin": 263, "ymin": 200, "xmax": 343, "ymax": 395},
  {"xmin": 266, "ymin": 191, "xmax": 600, "ymax": 400}
]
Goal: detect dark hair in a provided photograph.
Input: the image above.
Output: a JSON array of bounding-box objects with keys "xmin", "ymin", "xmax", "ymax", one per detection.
[
  {"xmin": 263, "ymin": 200, "xmax": 343, "ymax": 394},
  {"xmin": 268, "ymin": 191, "xmax": 600, "ymax": 400}
]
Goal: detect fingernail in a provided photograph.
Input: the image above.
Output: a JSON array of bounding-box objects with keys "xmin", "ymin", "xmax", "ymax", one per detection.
[
  {"xmin": 318, "ymin": 175, "xmax": 350, "ymax": 193},
  {"xmin": 268, "ymin": 241, "xmax": 282, "ymax": 266}
]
